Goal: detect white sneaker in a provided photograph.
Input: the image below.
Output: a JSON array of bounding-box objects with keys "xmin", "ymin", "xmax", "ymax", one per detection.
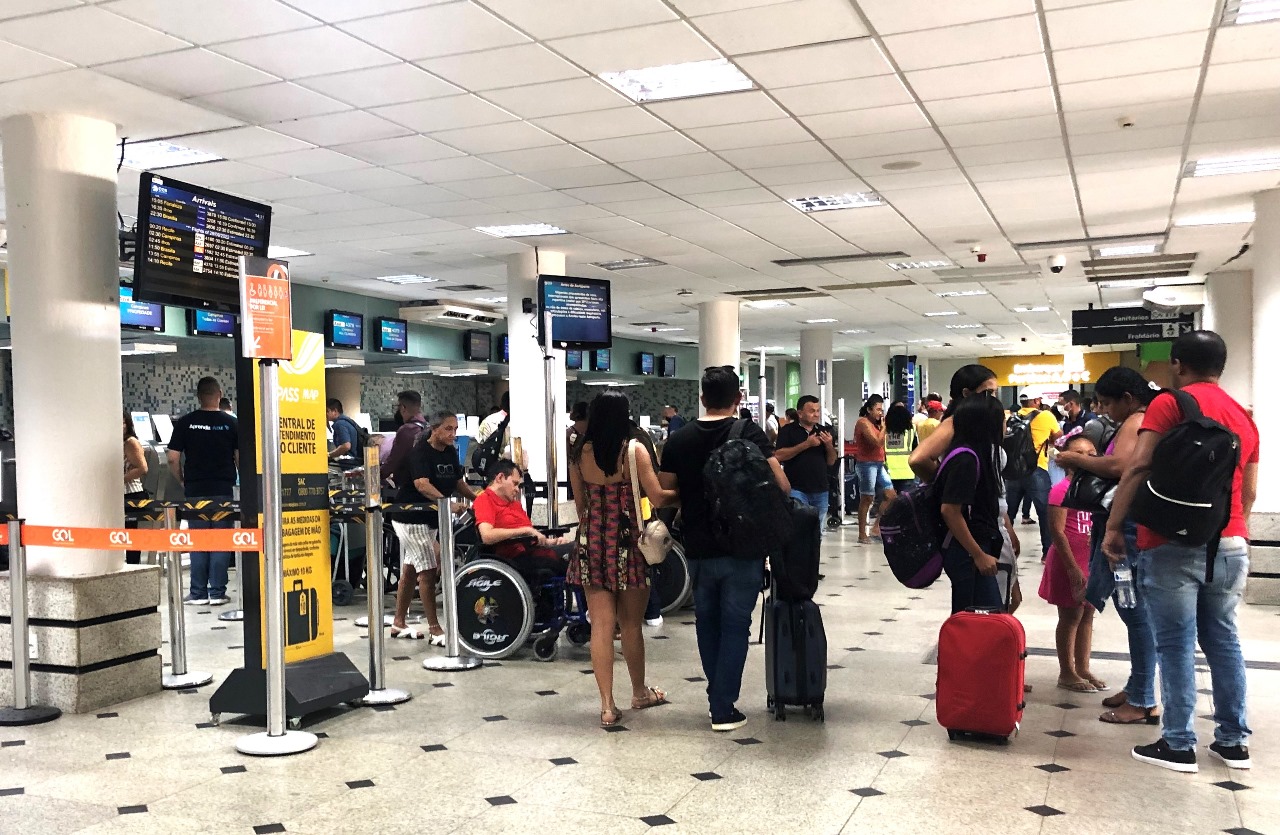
[
  {"xmin": 183, "ymin": 596, "xmax": 209, "ymax": 606},
  {"xmin": 207, "ymin": 597, "xmax": 231, "ymax": 606},
  {"xmin": 644, "ymin": 616, "xmax": 663, "ymax": 628}
]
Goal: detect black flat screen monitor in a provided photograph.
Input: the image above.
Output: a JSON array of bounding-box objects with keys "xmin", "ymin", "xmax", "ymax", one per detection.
[
  {"xmin": 591, "ymin": 349, "xmax": 611, "ymax": 372},
  {"xmin": 637, "ymin": 352, "xmax": 655, "ymax": 375},
  {"xmin": 120, "ymin": 285, "xmax": 164, "ymax": 332},
  {"xmin": 133, "ymin": 171, "xmax": 272, "ymax": 312},
  {"xmin": 374, "ymin": 317, "xmax": 408, "ymax": 354},
  {"xmin": 187, "ymin": 308, "xmax": 235, "ymax": 338},
  {"xmin": 659, "ymin": 355, "xmax": 677, "ymax": 378},
  {"xmin": 565, "ymin": 348, "xmax": 583, "ymax": 370},
  {"xmin": 325, "ymin": 310, "xmax": 364, "ymax": 349},
  {"xmin": 463, "ymin": 330, "xmax": 491, "ymax": 362},
  {"xmin": 536, "ymin": 274, "xmax": 612, "ymax": 350},
  {"xmin": 498, "ymin": 334, "xmax": 509, "ymax": 363}
]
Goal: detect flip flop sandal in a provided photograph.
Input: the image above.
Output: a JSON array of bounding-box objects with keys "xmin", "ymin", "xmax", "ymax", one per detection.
[
  {"xmin": 427, "ymin": 630, "xmax": 446, "ymax": 647},
  {"xmin": 391, "ymin": 627, "xmax": 425, "ymax": 640},
  {"xmin": 1057, "ymin": 680, "xmax": 1098, "ymax": 693},
  {"xmin": 631, "ymin": 686, "xmax": 668, "ymax": 710},
  {"xmin": 600, "ymin": 709, "xmax": 622, "ymax": 728},
  {"xmin": 1086, "ymin": 677, "xmax": 1110, "ymax": 691},
  {"xmin": 1099, "ymin": 707, "xmax": 1160, "ymax": 725}
]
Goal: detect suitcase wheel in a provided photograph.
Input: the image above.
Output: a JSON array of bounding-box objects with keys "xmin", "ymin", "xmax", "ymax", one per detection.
[
  {"xmin": 947, "ymin": 730, "xmax": 958, "ymax": 741},
  {"xmin": 766, "ymin": 695, "xmax": 775, "ymax": 711}
]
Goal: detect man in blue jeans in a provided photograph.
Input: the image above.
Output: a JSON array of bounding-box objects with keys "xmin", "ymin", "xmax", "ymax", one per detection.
[
  {"xmin": 659, "ymin": 366, "xmax": 790, "ymax": 732},
  {"xmin": 774, "ymin": 394, "xmax": 836, "ymax": 524},
  {"xmin": 1105, "ymin": 331, "xmax": 1259, "ymax": 773},
  {"xmin": 1004, "ymin": 390, "xmax": 1060, "ymax": 557}
]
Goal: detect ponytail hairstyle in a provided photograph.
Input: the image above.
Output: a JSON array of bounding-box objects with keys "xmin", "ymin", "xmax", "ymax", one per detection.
[
  {"xmin": 859, "ymin": 394, "xmax": 885, "ymax": 419},
  {"xmin": 942, "ymin": 364, "xmax": 998, "ymax": 419},
  {"xmin": 1094, "ymin": 366, "xmax": 1159, "ymax": 407}
]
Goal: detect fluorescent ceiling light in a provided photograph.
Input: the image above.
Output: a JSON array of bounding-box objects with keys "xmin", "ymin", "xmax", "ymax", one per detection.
[
  {"xmin": 945, "ymin": 324, "xmax": 983, "ymax": 329},
  {"xmin": 394, "ymin": 367, "xmax": 435, "ymax": 375},
  {"xmin": 1099, "ymin": 278, "xmax": 1157, "ymax": 289},
  {"xmin": 934, "ymin": 289, "xmax": 989, "ymax": 298},
  {"xmin": 120, "ymin": 342, "xmax": 178, "ymax": 356},
  {"xmin": 1106, "ymin": 300, "xmax": 1146, "ymax": 309},
  {"xmin": 802, "ymin": 318, "xmax": 838, "ymax": 324},
  {"xmin": 1186, "ymin": 154, "xmax": 1280, "ymax": 177},
  {"xmin": 582, "ymin": 380, "xmax": 639, "ymax": 387},
  {"xmin": 922, "ymin": 311, "xmax": 959, "ymax": 317},
  {"xmin": 1013, "ymin": 306, "xmax": 1051, "ymax": 313},
  {"xmin": 438, "ymin": 371, "xmax": 486, "ymax": 378},
  {"xmin": 1222, "ymin": 0, "xmax": 1280, "ymax": 25},
  {"xmin": 591, "ymin": 257, "xmax": 666, "ymax": 270},
  {"xmin": 375, "ymin": 274, "xmax": 439, "ymax": 285},
  {"xmin": 599, "ymin": 58, "xmax": 754, "ymax": 103},
  {"xmin": 1095, "ymin": 243, "xmax": 1160, "ymax": 257},
  {"xmin": 266, "ymin": 245, "xmax": 312, "ymax": 259},
  {"xmin": 325, "ymin": 363, "xmax": 354, "ymax": 369},
  {"xmin": 886, "ymin": 260, "xmax": 952, "ymax": 271},
  {"xmin": 753, "ymin": 346, "xmax": 785, "ymax": 351},
  {"xmin": 839, "ymin": 328, "xmax": 869, "ymax": 334},
  {"xmin": 121, "ymin": 139, "xmax": 223, "ymax": 170},
  {"xmin": 746, "ymin": 299, "xmax": 792, "ymax": 309},
  {"xmin": 905, "ymin": 338, "xmax": 937, "ymax": 343},
  {"xmin": 1174, "ymin": 211, "xmax": 1256, "ymax": 227},
  {"xmin": 654, "ymin": 327, "xmax": 684, "ymax": 332},
  {"xmin": 475, "ymin": 223, "xmax": 568, "ymax": 238},
  {"xmin": 787, "ymin": 192, "xmax": 884, "ymax": 213},
  {"xmin": 475, "ymin": 296, "xmax": 507, "ymax": 305}
]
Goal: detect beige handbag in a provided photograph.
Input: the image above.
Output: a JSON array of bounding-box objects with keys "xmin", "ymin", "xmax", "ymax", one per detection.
[{"xmin": 627, "ymin": 440, "xmax": 672, "ymax": 565}]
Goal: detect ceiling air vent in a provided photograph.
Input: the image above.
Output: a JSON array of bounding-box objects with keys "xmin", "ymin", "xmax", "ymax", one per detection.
[
  {"xmin": 630, "ymin": 321, "xmax": 668, "ymax": 327},
  {"xmin": 935, "ymin": 266, "xmax": 1041, "ymax": 282},
  {"xmin": 820, "ymin": 280, "xmax": 914, "ymax": 291},
  {"xmin": 1082, "ymin": 253, "xmax": 1197, "ymax": 283},
  {"xmin": 436, "ymin": 284, "xmax": 490, "ymax": 292},
  {"xmin": 725, "ymin": 287, "xmax": 827, "ymax": 301},
  {"xmin": 772, "ymin": 251, "xmax": 908, "ymax": 267}
]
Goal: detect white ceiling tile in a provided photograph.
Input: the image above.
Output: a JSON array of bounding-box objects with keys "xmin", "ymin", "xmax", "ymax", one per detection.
[
  {"xmin": 271, "ymin": 110, "xmax": 411, "ymax": 145},
  {"xmin": 339, "ymin": 3, "xmax": 531, "ymax": 61},
  {"xmin": 1073, "ymin": 147, "xmax": 1183, "ymax": 175},
  {"xmin": 1052, "ymin": 31, "xmax": 1208, "ymax": 85},
  {"xmin": 691, "ymin": 0, "xmax": 868, "ymax": 55},
  {"xmin": 1195, "ymin": 89, "xmax": 1280, "ymax": 122},
  {"xmin": 545, "ymin": 21, "xmax": 718, "ymax": 73},
  {"xmin": 480, "ymin": 144, "xmax": 602, "ymax": 172},
  {"xmin": 669, "ymin": 0, "xmax": 789, "ymax": 13},
  {"xmin": 210, "ymin": 26, "xmax": 395, "ymax": 79},
  {"xmin": 826, "ymin": 129, "xmax": 946, "ymax": 159},
  {"xmin": 618, "ymin": 153, "xmax": 734, "ymax": 179},
  {"xmin": 882, "ymin": 15, "xmax": 1044, "ymax": 71},
  {"xmin": 1045, "ymin": 0, "xmax": 1215, "ymax": 50},
  {"xmin": 1190, "ymin": 115, "xmax": 1280, "ymax": 149},
  {"xmin": 305, "ymin": 167, "xmax": 422, "ymax": 191},
  {"xmin": 372, "ymin": 94, "xmax": 516, "ymax": 132},
  {"xmin": 1201, "ymin": 57, "xmax": 1280, "ymax": 96},
  {"xmin": 190, "ymin": 81, "xmax": 350, "ymax": 123},
  {"xmin": 579, "ymin": 131, "xmax": 704, "ymax": 161},
  {"xmin": 686, "ymin": 118, "xmax": 815, "ymax": 150},
  {"xmin": 718, "ymin": 141, "xmax": 836, "ymax": 168},
  {"xmin": 924, "ymin": 87, "xmax": 1057, "ymax": 125},
  {"xmin": 443, "ymin": 175, "xmax": 547, "ymax": 199},
  {"xmin": 748, "ymin": 161, "xmax": 854, "ymax": 186},
  {"xmin": 1212, "ymin": 20, "xmax": 1280, "ymax": 64},
  {"xmin": 480, "ymin": 77, "xmax": 629, "ymax": 119},
  {"xmin": 0, "ymin": 6, "xmax": 189, "ymax": 65},
  {"xmin": 766, "ymin": 176, "xmax": 870, "ymax": 199},
  {"xmin": 286, "ymin": 206, "xmax": 431, "ymax": 231},
  {"xmin": 940, "ymin": 114, "xmax": 1063, "ymax": 147},
  {"xmin": 1058, "ymin": 68, "xmax": 1201, "ymax": 111},
  {"xmin": 431, "ymin": 121, "xmax": 562, "ymax": 155},
  {"xmin": 248, "ymin": 148, "xmax": 370, "ymax": 176},
  {"xmin": 533, "ymin": 107, "xmax": 668, "ymax": 142},
  {"xmin": 103, "ymin": 0, "xmax": 314, "ymax": 44},
  {"xmin": 416, "ymin": 43, "xmax": 584, "ymax": 91},
  {"xmin": 1069, "ymin": 124, "xmax": 1189, "ymax": 155},
  {"xmin": 178, "ymin": 126, "xmax": 314, "ymax": 157},
  {"xmin": 908, "ymin": 54, "xmax": 1051, "ymax": 100},
  {"xmin": 801, "ymin": 103, "xmax": 929, "ymax": 138},
  {"xmin": 352, "ymin": 183, "xmax": 464, "ymax": 206},
  {"xmin": 278, "ymin": 191, "xmax": 387, "ymax": 213},
  {"xmin": 161, "ymin": 159, "xmax": 283, "ymax": 187},
  {"xmin": 480, "ymin": 0, "xmax": 677, "ymax": 40},
  {"xmin": 273, "ymin": 0, "xmax": 452, "ymax": 23},
  {"xmin": 954, "ymin": 138, "xmax": 1066, "ymax": 166},
  {"xmin": 651, "ymin": 171, "xmax": 758, "ymax": 195},
  {"xmin": 858, "ymin": 0, "xmax": 1035, "ymax": 36},
  {"xmin": 332, "ymin": 135, "xmax": 464, "ymax": 165},
  {"xmin": 565, "ymin": 181, "xmax": 671, "ymax": 203},
  {"xmin": 0, "ymin": 0, "xmax": 81, "ymax": 20},
  {"xmin": 524, "ymin": 165, "xmax": 639, "ymax": 189},
  {"xmin": 0, "ymin": 39, "xmax": 71, "ymax": 83},
  {"xmin": 232, "ymin": 177, "xmax": 340, "ymax": 200},
  {"xmin": 95, "ymin": 47, "xmax": 275, "ymax": 98},
  {"xmin": 486, "ymin": 191, "xmax": 587, "ymax": 211},
  {"xmin": 735, "ymin": 39, "xmax": 892, "ymax": 88},
  {"xmin": 645, "ymin": 91, "xmax": 786, "ymax": 129},
  {"xmin": 399, "ymin": 198, "xmax": 497, "ymax": 217},
  {"xmin": 772, "ymin": 75, "xmax": 913, "ymax": 117},
  {"xmin": 388, "ymin": 155, "xmax": 509, "ymax": 182},
  {"xmin": 1064, "ymin": 97, "xmax": 1193, "ymax": 134},
  {"xmin": 965, "ymin": 158, "xmax": 1073, "ymax": 182},
  {"xmin": 865, "ymin": 166, "xmax": 969, "ymax": 190},
  {"xmin": 297, "ymin": 64, "xmax": 460, "ymax": 108}
]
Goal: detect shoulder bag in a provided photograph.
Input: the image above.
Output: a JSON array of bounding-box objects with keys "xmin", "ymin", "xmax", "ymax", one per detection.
[{"xmin": 627, "ymin": 440, "xmax": 673, "ymax": 565}]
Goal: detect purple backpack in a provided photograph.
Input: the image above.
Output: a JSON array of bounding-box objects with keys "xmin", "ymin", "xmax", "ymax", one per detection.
[{"xmin": 879, "ymin": 447, "xmax": 979, "ymax": 588}]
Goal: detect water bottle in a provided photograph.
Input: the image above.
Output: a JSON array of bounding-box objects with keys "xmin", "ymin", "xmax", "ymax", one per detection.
[{"xmin": 1113, "ymin": 559, "xmax": 1136, "ymax": 609}]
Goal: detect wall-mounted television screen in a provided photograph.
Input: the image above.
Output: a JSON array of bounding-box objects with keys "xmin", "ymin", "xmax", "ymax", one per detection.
[
  {"xmin": 659, "ymin": 355, "xmax": 677, "ymax": 378},
  {"xmin": 536, "ymin": 274, "xmax": 612, "ymax": 350},
  {"xmin": 591, "ymin": 349, "xmax": 611, "ymax": 372},
  {"xmin": 637, "ymin": 352, "xmax": 655, "ymax": 375},
  {"xmin": 565, "ymin": 348, "xmax": 583, "ymax": 370},
  {"xmin": 497, "ymin": 334, "xmax": 509, "ymax": 363},
  {"xmin": 374, "ymin": 317, "xmax": 408, "ymax": 354},
  {"xmin": 187, "ymin": 308, "xmax": 235, "ymax": 338},
  {"xmin": 132, "ymin": 172, "xmax": 272, "ymax": 312},
  {"xmin": 463, "ymin": 330, "xmax": 491, "ymax": 362},
  {"xmin": 120, "ymin": 286, "xmax": 164, "ymax": 332},
  {"xmin": 325, "ymin": 310, "xmax": 364, "ymax": 349}
]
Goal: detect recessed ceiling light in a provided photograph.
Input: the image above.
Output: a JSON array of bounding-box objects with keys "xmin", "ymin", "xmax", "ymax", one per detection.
[
  {"xmin": 266, "ymin": 246, "xmax": 312, "ymax": 259},
  {"xmin": 474, "ymin": 296, "xmax": 507, "ymax": 304},
  {"xmin": 839, "ymin": 328, "xmax": 869, "ymax": 334},
  {"xmin": 1221, "ymin": 0, "xmax": 1280, "ymax": 25},
  {"xmin": 945, "ymin": 323, "xmax": 983, "ymax": 329},
  {"xmin": 599, "ymin": 57, "xmax": 754, "ymax": 103},
  {"xmin": 1185, "ymin": 154, "xmax": 1280, "ymax": 177},
  {"xmin": 786, "ymin": 192, "xmax": 885, "ymax": 213},
  {"xmin": 881, "ymin": 160, "xmax": 921, "ymax": 171},
  {"xmin": 802, "ymin": 318, "xmax": 838, "ymax": 324},
  {"xmin": 745, "ymin": 299, "xmax": 793, "ymax": 309},
  {"xmin": 375, "ymin": 274, "xmax": 440, "ymax": 285},
  {"xmin": 121, "ymin": 139, "xmax": 223, "ymax": 170},
  {"xmin": 1106, "ymin": 300, "xmax": 1146, "ymax": 308},
  {"xmin": 1095, "ymin": 243, "xmax": 1161, "ymax": 257},
  {"xmin": 922, "ymin": 311, "xmax": 959, "ymax": 317},
  {"xmin": 1098, "ymin": 279, "xmax": 1158, "ymax": 289},
  {"xmin": 886, "ymin": 260, "xmax": 952, "ymax": 271},
  {"xmin": 475, "ymin": 223, "xmax": 568, "ymax": 237},
  {"xmin": 954, "ymin": 238, "xmax": 980, "ymax": 245},
  {"xmin": 591, "ymin": 257, "xmax": 667, "ymax": 270},
  {"xmin": 1174, "ymin": 210, "xmax": 1256, "ymax": 226},
  {"xmin": 1013, "ymin": 305, "xmax": 1051, "ymax": 313},
  {"xmin": 934, "ymin": 289, "xmax": 989, "ymax": 298}
]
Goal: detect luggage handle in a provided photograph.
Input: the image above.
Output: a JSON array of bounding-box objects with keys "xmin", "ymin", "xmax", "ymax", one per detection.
[{"xmin": 965, "ymin": 563, "xmax": 1013, "ymax": 614}]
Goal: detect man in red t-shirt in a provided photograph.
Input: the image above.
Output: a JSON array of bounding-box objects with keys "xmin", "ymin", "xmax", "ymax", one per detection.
[
  {"xmin": 1104, "ymin": 331, "xmax": 1259, "ymax": 774},
  {"xmin": 472, "ymin": 460, "xmax": 570, "ymax": 572}
]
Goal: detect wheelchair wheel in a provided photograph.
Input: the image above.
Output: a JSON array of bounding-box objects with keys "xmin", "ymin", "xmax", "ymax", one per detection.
[
  {"xmin": 332, "ymin": 579, "xmax": 354, "ymax": 606},
  {"xmin": 453, "ymin": 559, "xmax": 534, "ymax": 659},
  {"xmin": 566, "ymin": 622, "xmax": 592, "ymax": 646},
  {"xmin": 532, "ymin": 633, "xmax": 559, "ymax": 662},
  {"xmin": 652, "ymin": 542, "xmax": 692, "ymax": 615}
]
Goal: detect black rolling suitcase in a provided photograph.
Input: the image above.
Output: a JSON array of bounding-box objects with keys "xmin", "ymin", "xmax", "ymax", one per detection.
[{"xmin": 764, "ymin": 589, "xmax": 827, "ymax": 722}]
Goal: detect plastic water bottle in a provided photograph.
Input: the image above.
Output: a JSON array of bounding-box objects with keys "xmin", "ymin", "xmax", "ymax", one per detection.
[{"xmin": 1113, "ymin": 560, "xmax": 1136, "ymax": 609}]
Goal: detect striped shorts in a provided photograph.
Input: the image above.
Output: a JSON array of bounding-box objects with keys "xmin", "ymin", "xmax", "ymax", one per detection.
[{"xmin": 391, "ymin": 521, "xmax": 439, "ymax": 572}]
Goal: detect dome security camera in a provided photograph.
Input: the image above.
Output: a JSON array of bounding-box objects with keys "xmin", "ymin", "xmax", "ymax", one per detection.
[{"xmin": 1050, "ymin": 254, "xmax": 1067, "ymax": 274}]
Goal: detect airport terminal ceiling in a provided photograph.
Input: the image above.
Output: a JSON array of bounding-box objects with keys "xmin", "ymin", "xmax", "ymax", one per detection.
[{"xmin": 0, "ymin": 0, "xmax": 1273, "ymax": 362}]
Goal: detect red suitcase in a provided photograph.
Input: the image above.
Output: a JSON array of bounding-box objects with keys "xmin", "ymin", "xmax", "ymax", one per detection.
[{"xmin": 936, "ymin": 567, "xmax": 1026, "ymax": 743}]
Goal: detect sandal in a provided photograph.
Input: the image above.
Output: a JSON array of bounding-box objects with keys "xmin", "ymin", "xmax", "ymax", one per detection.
[
  {"xmin": 631, "ymin": 686, "xmax": 668, "ymax": 711},
  {"xmin": 1085, "ymin": 676, "xmax": 1109, "ymax": 691},
  {"xmin": 858, "ymin": 537, "xmax": 872, "ymax": 545},
  {"xmin": 1102, "ymin": 691, "xmax": 1129, "ymax": 709},
  {"xmin": 1057, "ymin": 678, "xmax": 1098, "ymax": 693},
  {"xmin": 427, "ymin": 629, "xmax": 446, "ymax": 648},
  {"xmin": 391, "ymin": 627, "xmax": 425, "ymax": 640},
  {"xmin": 600, "ymin": 708, "xmax": 622, "ymax": 728},
  {"xmin": 1099, "ymin": 706, "xmax": 1160, "ymax": 726}
]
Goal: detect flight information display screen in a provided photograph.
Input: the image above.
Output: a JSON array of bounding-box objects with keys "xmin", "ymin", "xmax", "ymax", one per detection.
[
  {"xmin": 188, "ymin": 308, "xmax": 236, "ymax": 338},
  {"xmin": 120, "ymin": 285, "xmax": 163, "ymax": 331},
  {"xmin": 133, "ymin": 172, "xmax": 272, "ymax": 312},
  {"xmin": 375, "ymin": 317, "xmax": 408, "ymax": 353},
  {"xmin": 537, "ymin": 274, "xmax": 612, "ymax": 350}
]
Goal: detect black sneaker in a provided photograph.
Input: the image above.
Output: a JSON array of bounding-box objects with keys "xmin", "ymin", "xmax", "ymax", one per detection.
[
  {"xmin": 1208, "ymin": 742, "xmax": 1251, "ymax": 769},
  {"xmin": 711, "ymin": 709, "xmax": 747, "ymax": 732},
  {"xmin": 1132, "ymin": 739, "xmax": 1198, "ymax": 773}
]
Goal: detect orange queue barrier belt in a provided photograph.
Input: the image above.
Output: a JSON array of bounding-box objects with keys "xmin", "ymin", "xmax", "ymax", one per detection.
[{"xmin": 17, "ymin": 525, "xmax": 262, "ymax": 552}]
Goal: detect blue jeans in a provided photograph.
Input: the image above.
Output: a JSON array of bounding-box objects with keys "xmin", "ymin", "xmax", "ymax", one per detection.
[
  {"xmin": 942, "ymin": 535, "xmax": 1003, "ymax": 615},
  {"xmin": 1086, "ymin": 518, "xmax": 1159, "ymax": 708},
  {"xmin": 1139, "ymin": 539, "xmax": 1251, "ymax": 751},
  {"xmin": 185, "ymin": 497, "xmax": 234, "ymax": 599},
  {"xmin": 789, "ymin": 490, "xmax": 829, "ymax": 525},
  {"xmin": 688, "ymin": 556, "xmax": 765, "ymax": 720},
  {"xmin": 1005, "ymin": 468, "xmax": 1051, "ymax": 556}
]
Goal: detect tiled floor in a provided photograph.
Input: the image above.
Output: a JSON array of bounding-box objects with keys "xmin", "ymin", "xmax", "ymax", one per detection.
[{"xmin": 3, "ymin": 526, "xmax": 1277, "ymax": 835}]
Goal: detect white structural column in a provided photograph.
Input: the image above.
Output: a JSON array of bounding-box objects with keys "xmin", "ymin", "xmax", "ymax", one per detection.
[
  {"xmin": 1252, "ymin": 189, "xmax": 1280, "ymax": 512},
  {"xmin": 1202, "ymin": 270, "xmax": 1252, "ymax": 408},
  {"xmin": 799, "ymin": 329, "xmax": 834, "ymax": 415},
  {"xmin": 3, "ymin": 114, "xmax": 122, "ymax": 575},
  {"xmin": 698, "ymin": 300, "xmax": 741, "ymax": 415},
  {"xmin": 863, "ymin": 346, "xmax": 891, "ymax": 404},
  {"xmin": 506, "ymin": 249, "xmax": 567, "ymax": 487}
]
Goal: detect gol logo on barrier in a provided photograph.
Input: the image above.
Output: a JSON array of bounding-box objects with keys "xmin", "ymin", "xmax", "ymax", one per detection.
[
  {"xmin": 169, "ymin": 532, "xmax": 194, "ymax": 548},
  {"xmin": 108, "ymin": 531, "xmax": 133, "ymax": 546},
  {"xmin": 232, "ymin": 531, "xmax": 259, "ymax": 547},
  {"xmin": 51, "ymin": 528, "xmax": 75, "ymax": 543}
]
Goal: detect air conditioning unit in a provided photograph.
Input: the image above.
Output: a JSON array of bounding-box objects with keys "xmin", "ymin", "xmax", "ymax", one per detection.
[
  {"xmin": 399, "ymin": 300, "xmax": 500, "ymax": 329},
  {"xmin": 1143, "ymin": 284, "xmax": 1205, "ymax": 316}
]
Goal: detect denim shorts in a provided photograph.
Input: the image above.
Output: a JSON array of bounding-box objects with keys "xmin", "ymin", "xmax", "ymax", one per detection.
[{"xmin": 856, "ymin": 461, "xmax": 892, "ymax": 496}]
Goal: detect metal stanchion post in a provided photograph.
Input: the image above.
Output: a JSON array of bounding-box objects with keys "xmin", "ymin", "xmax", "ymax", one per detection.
[
  {"xmin": 423, "ymin": 496, "xmax": 481, "ymax": 672},
  {"xmin": 837, "ymin": 397, "xmax": 849, "ymax": 524},
  {"xmin": 357, "ymin": 447, "xmax": 409, "ymax": 705},
  {"xmin": 541, "ymin": 305, "xmax": 560, "ymax": 531},
  {"xmin": 0, "ymin": 520, "xmax": 61, "ymax": 726},
  {"xmin": 220, "ymin": 508, "xmax": 246, "ymax": 622},
  {"xmin": 162, "ymin": 505, "xmax": 213, "ymax": 690},
  {"xmin": 237, "ymin": 359, "xmax": 317, "ymax": 756}
]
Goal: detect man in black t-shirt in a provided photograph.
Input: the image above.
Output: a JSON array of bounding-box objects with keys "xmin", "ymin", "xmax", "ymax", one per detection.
[
  {"xmin": 167, "ymin": 376, "xmax": 238, "ymax": 606},
  {"xmin": 659, "ymin": 366, "xmax": 790, "ymax": 733},
  {"xmin": 774, "ymin": 395, "xmax": 837, "ymax": 524}
]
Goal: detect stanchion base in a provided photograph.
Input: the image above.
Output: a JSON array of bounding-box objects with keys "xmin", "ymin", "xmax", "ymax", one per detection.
[
  {"xmin": 235, "ymin": 730, "xmax": 318, "ymax": 757},
  {"xmin": 218, "ymin": 609, "xmax": 245, "ymax": 622},
  {"xmin": 0, "ymin": 704, "xmax": 62, "ymax": 726},
  {"xmin": 356, "ymin": 687, "xmax": 412, "ymax": 706},
  {"xmin": 423, "ymin": 654, "xmax": 483, "ymax": 672},
  {"xmin": 163, "ymin": 671, "xmax": 214, "ymax": 690}
]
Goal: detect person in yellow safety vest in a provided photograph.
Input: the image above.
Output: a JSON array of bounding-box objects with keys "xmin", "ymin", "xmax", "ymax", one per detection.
[{"xmin": 884, "ymin": 402, "xmax": 918, "ymax": 492}]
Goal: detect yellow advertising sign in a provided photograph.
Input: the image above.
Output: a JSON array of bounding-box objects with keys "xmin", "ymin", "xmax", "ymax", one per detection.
[
  {"xmin": 979, "ymin": 351, "xmax": 1122, "ymax": 388},
  {"xmin": 254, "ymin": 329, "xmax": 333, "ymax": 666}
]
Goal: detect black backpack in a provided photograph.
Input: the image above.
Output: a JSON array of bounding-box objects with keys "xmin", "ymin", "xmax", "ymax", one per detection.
[
  {"xmin": 337, "ymin": 415, "xmax": 370, "ymax": 455},
  {"xmin": 1131, "ymin": 389, "xmax": 1239, "ymax": 579},
  {"xmin": 703, "ymin": 420, "xmax": 793, "ymax": 560},
  {"xmin": 1001, "ymin": 409, "xmax": 1044, "ymax": 481},
  {"xmin": 470, "ymin": 412, "xmax": 510, "ymax": 478}
]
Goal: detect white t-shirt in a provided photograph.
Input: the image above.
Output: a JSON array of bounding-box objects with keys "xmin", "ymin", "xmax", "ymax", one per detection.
[{"xmin": 476, "ymin": 409, "xmax": 507, "ymax": 444}]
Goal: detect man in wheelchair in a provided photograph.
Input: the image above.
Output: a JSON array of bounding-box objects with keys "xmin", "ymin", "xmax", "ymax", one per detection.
[{"xmin": 472, "ymin": 459, "xmax": 573, "ymax": 581}]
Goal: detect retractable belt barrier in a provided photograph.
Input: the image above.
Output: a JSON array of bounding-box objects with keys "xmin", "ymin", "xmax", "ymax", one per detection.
[
  {"xmin": 21, "ymin": 525, "xmax": 261, "ymax": 552},
  {"xmin": 354, "ymin": 447, "xmax": 410, "ymax": 706}
]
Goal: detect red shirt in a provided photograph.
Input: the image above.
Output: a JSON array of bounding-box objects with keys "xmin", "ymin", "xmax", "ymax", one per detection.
[
  {"xmin": 1137, "ymin": 382, "xmax": 1259, "ymax": 549},
  {"xmin": 854, "ymin": 417, "xmax": 886, "ymax": 463},
  {"xmin": 472, "ymin": 488, "xmax": 533, "ymax": 558}
]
